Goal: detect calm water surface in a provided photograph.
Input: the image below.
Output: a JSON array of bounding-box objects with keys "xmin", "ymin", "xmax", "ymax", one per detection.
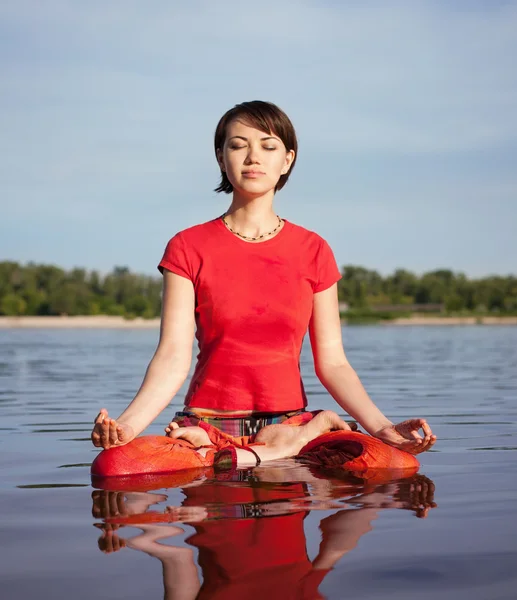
[{"xmin": 1, "ymin": 326, "xmax": 516, "ymax": 599}]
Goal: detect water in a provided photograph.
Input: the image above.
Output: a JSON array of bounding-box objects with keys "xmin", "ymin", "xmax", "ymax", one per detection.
[{"xmin": 1, "ymin": 326, "xmax": 516, "ymax": 599}]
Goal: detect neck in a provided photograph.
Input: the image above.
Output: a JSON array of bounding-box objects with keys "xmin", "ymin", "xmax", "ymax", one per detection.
[{"xmin": 225, "ymin": 192, "xmax": 279, "ymax": 237}]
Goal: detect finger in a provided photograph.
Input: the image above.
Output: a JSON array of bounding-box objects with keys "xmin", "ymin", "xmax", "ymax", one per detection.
[
  {"xmin": 418, "ymin": 419, "xmax": 433, "ymax": 447},
  {"xmin": 418, "ymin": 433, "xmax": 437, "ymax": 453},
  {"xmin": 421, "ymin": 435, "xmax": 436, "ymax": 453},
  {"xmin": 410, "ymin": 429, "xmax": 423, "ymax": 441},
  {"xmin": 117, "ymin": 424, "xmax": 129, "ymax": 442},
  {"xmin": 420, "ymin": 419, "xmax": 433, "ymax": 437},
  {"xmin": 117, "ymin": 492, "xmax": 127, "ymax": 516},
  {"xmin": 109, "ymin": 419, "xmax": 119, "ymax": 445},
  {"xmin": 419, "ymin": 479, "xmax": 428, "ymax": 505},
  {"xmin": 94, "ymin": 409, "xmax": 108, "ymax": 424},
  {"xmin": 91, "ymin": 491, "xmax": 102, "ymax": 518},
  {"xmin": 109, "ymin": 492, "xmax": 120, "ymax": 516},
  {"xmin": 420, "ymin": 437, "xmax": 432, "ymax": 452},
  {"xmin": 91, "ymin": 430, "xmax": 101, "ymax": 447},
  {"xmin": 102, "ymin": 491, "xmax": 110, "ymax": 518},
  {"xmin": 398, "ymin": 439, "xmax": 424, "ymax": 455},
  {"xmin": 104, "ymin": 529, "xmax": 114, "ymax": 553},
  {"xmin": 100, "ymin": 420, "xmax": 110, "ymax": 449}
]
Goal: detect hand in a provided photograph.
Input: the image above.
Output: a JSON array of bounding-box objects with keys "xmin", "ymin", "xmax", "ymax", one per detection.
[
  {"xmin": 392, "ymin": 474, "xmax": 437, "ymax": 518},
  {"xmin": 374, "ymin": 418, "xmax": 436, "ymax": 455},
  {"xmin": 91, "ymin": 408, "xmax": 135, "ymax": 449},
  {"xmin": 165, "ymin": 422, "xmax": 211, "ymax": 448}
]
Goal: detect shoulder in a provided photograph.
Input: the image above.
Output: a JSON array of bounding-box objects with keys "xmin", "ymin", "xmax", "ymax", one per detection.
[
  {"xmin": 159, "ymin": 219, "xmax": 220, "ymax": 277},
  {"xmin": 164, "ymin": 219, "xmax": 221, "ymax": 255},
  {"xmin": 171, "ymin": 218, "xmax": 220, "ymax": 243},
  {"xmin": 286, "ymin": 220, "xmax": 332, "ymax": 251}
]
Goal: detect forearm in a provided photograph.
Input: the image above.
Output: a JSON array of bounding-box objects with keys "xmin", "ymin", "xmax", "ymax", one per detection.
[
  {"xmin": 317, "ymin": 363, "xmax": 392, "ymax": 436},
  {"xmin": 312, "ymin": 508, "xmax": 379, "ymax": 570},
  {"xmin": 116, "ymin": 350, "xmax": 190, "ymax": 436}
]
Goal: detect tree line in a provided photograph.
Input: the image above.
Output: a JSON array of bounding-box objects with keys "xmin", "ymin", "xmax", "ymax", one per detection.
[
  {"xmin": 0, "ymin": 261, "xmax": 516, "ymax": 317},
  {"xmin": 338, "ymin": 266, "xmax": 517, "ymax": 314}
]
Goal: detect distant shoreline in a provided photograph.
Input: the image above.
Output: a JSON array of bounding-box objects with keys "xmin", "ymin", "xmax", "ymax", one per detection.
[
  {"xmin": 1, "ymin": 315, "xmax": 517, "ymax": 329},
  {"xmin": 0, "ymin": 316, "xmax": 161, "ymax": 329},
  {"xmin": 382, "ymin": 316, "xmax": 517, "ymax": 326}
]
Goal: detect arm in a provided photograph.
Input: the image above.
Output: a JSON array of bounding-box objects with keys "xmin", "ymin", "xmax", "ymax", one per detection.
[
  {"xmin": 308, "ymin": 284, "xmax": 436, "ymax": 453},
  {"xmin": 92, "ymin": 270, "xmax": 195, "ymax": 448}
]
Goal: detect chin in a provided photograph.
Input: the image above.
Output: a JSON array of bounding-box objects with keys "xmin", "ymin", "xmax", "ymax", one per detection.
[{"xmin": 236, "ymin": 182, "xmax": 274, "ymax": 196}]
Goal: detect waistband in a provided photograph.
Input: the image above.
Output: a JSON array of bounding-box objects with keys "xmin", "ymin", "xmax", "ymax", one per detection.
[{"xmin": 173, "ymin": 409, "xmax": 305, "ymax": 436}]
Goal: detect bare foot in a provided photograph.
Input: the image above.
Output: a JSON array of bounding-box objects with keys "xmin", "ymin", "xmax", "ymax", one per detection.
[
  {"xmin": 165, "ymin": 505, "xmax": 209, "ymax": 523},
  {"xmin": 255, "ymin": 410, "xmax": 351, "ymax": 456}
]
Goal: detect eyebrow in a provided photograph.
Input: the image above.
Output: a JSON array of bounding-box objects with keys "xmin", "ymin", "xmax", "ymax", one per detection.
[{"xmin": 228, "ymin": 135, "xmax": 280, "ymax": 142}]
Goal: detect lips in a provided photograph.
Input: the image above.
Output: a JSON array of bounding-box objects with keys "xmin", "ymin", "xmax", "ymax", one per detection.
[{"xmin": 242, "ymin": 171, "xmax": 265, "ymax": 178}]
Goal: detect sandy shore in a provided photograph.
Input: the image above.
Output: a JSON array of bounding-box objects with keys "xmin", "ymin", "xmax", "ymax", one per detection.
[
  {"xmin": 0, "ymin": 316, "xmax": 161, "ymax": 329},
  {"xmin": 384, "ymin": 316, "xmax": 517, "ymax": 326},
  {"xmin": 1, "ymin": 315, "xmax": 517, "ymax": 329}
]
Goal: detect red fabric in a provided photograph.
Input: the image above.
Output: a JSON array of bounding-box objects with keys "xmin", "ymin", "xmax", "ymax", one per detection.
[
  {"xmin": 158, "ymin": 217, "xmax": 341, "ymax": 413},
  {"xmin": 190, "ymin": 513, "xmax": 329, "ymax": 600},
  {"xmin": 297, "ymin": 430, "xmax": 420, "ymax": 478},
  {"xmin": 103, "ymin": 477, "xmax": 329, "ymax": 599},
  {"xmin": 91, "ymin": 414, "xmax": 419, "ymax": 480},
  {"xmin": 90, "ymin": 435, "xmax": 213, "ymax": 478}
]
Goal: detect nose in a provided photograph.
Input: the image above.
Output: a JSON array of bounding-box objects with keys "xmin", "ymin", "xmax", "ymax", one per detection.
[{"xmin": 244, "ymin": 143, "xmax": 261, "ymax": 164}]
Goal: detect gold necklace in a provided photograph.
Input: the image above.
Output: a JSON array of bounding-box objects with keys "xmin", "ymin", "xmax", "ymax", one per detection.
[{"xmin": 221, "ymin": 213, "xmax": 283, "ymax": 241}]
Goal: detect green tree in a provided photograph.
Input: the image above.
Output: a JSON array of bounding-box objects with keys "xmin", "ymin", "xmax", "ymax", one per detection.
[{"xmin": 1, "ymin": 293, "xmax": 27, "ymax": 316}]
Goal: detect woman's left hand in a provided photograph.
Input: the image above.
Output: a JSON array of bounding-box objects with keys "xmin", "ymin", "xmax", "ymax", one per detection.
[{"xmin": 374, "ymin": 419, "xmax": 437, "ymax": 455}]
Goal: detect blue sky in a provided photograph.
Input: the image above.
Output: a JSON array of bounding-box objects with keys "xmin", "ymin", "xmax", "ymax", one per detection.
[{"xmin": 1, "ymin": 0, "xmax": 516, "ymax": 277}]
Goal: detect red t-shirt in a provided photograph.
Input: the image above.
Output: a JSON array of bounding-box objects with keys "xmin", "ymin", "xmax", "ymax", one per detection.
[{"xmin": 158, "ymin": 217, "xmax": 341, "ymax": 412}]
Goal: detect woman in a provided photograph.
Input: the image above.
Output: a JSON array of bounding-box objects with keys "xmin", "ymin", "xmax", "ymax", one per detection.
[{"xmin": 91, "ymin": 100, "xmax": 436, "ymax": 458}]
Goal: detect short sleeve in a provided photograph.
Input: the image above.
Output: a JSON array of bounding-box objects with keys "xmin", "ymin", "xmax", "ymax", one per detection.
[
  {"xmin": 157, "ymin": 233, "xmax": 193, "ymax": 281},
  {"xmin": 313, "ymin": 238, "xmax": 342, "ymax": 293}
]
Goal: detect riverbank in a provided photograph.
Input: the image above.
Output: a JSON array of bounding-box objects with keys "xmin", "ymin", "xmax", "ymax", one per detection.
[
  {"xmin": 0, "ymin": 316, "xmax": 161, "ymax": 328},
  {"xmin": 385, "ymin": 315, "xmax": 517, "ymax": 326},
  {"xmin": 1, "ymin": 315, "xmax": 517, "ymax": 328}
]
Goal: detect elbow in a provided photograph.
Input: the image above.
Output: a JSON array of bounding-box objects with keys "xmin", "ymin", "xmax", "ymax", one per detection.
[
  {"xmin": 153, "ymin": 347, "xmax": 192, "ymax": 381},
  {"xmin": 315, "ymin": 361, "xmax": 355, "ymax": 385}
]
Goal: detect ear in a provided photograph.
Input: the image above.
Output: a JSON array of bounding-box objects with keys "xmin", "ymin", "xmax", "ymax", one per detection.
[
  {"xmin": 216, "ymin": 148, "xmax": 225, "ymax": 172},
  {"xmin": 281, "ymin": 149, "xmax": 295, "ymax": 175}
]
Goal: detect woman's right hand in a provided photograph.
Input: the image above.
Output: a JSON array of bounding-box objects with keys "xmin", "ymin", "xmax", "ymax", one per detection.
[{"xmin": 91, "ymin": 408, "xmax": 135, "ymax": 449}]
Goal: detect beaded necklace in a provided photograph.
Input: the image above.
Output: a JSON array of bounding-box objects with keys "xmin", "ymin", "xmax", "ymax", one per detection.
[{"xmin": 221, "ymin": 213, "xmax": 283, "ymax": 241}]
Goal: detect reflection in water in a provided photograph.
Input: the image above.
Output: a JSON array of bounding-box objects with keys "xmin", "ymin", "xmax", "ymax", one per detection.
[{"xmin": 92, "ymin": 464, "xmax": 436, "ymax": 600}]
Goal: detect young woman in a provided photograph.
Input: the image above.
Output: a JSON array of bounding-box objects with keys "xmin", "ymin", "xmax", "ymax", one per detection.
[{"xmin": 91, "ymin": 100, "xmax": 436, "ymax": 458}]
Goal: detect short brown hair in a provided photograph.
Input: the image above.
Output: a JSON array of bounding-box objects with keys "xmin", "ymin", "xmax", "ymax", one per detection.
[{"xmin": 214, "ymin": 100, "xmax": 298, "ymax": 194}]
